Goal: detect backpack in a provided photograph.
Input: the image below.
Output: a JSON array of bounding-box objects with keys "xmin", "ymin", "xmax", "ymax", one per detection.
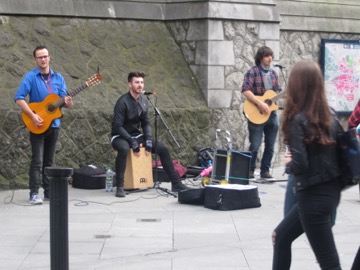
[
  {"xmin": 197, "ymin": 147, "xmax": 214, "ymax": 168},
  {"xmin": 337, "ymin": 127, "xmax": 360, "ymax": 189}
]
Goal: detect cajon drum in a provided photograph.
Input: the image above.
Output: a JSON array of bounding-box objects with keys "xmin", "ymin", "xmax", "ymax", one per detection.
[{"xmin": 124, "ymin": 148, "xmax": 153, "ymax": 189}]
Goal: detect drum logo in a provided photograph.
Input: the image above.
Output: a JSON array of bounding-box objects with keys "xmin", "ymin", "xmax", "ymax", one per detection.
[{"xmin": 139, "ymin": 177, "xmax": 147, "ymax": 183}]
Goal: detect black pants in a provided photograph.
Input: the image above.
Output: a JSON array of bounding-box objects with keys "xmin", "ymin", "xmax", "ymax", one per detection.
[
  {"xmin": 273, "ymin": 178, "xmax": 342, "ymax": 270},
  {"xmin": 111, "ymin": 137, "xmax": 180, "ymax": 187},
  {"xmin": 29, "ymin": 128, "xmax": 59, "ymax": 197}
]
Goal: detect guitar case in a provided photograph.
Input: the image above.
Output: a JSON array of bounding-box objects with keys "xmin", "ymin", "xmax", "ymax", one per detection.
[
  {"xmin": 72, "ymin": 165, "xmax": 106, "ymax": 189},
  {"xmin": 204, "ymin": 184, "xmax": 261, "ymax": 211},
  {"xmin": 178, "ymin": 188, "xmax": 205, "ymax": 205}
]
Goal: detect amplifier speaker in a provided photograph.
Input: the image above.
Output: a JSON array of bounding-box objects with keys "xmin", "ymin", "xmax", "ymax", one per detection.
[{"xmin": 212, "ymin": 149, "xmax": 251, "ymax": 185}]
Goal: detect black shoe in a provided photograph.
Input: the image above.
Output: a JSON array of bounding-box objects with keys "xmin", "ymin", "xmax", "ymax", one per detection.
[
  {"xmin": 260, "ymin": 171, "xmax": 275, "ymax": 180},
  {"xmin": 171, "ymin": 182, "xmax": 189, "ymax": 193},
  {"xmin": 115, "ymin": 187, "xmax": 126, "ymax": 197}
]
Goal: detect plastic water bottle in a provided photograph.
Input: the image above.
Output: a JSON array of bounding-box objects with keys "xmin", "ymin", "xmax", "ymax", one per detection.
[{"xmin": 105, "ymin": 166, "xmax": 114, "ymax": 192}]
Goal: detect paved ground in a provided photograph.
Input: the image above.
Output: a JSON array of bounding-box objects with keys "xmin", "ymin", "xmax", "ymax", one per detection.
[{"xmin": 0, "ymin": 167, "xmax": 359, "ymax": 270}]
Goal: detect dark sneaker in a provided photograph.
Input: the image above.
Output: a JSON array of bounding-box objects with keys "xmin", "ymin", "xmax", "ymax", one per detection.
[
  {"xmin": 258, "ymin": 171, "xmax": 275, "ymax": 183},
  {"xmin": 171, "ymin": 182, "xmax": 189, "ymax": 193},
  {"xmin": 29, "ymin": 193, "xmax": 43, "ymax": 205},
  {"xmin": 260, "ymin": 171, "xmax": 275, "ymax": 179},
  {"xmin": 115, "ymin": 187, "xmax": 126, "ymax": 198},
  {"xmin": 249, "ymin": 171, "xmax": 256, "ymax": 180}
]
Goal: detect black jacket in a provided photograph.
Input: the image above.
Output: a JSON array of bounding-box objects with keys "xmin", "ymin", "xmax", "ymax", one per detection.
[
  {"xmin": 111, "ymin": 92, "xmax": 152, "ymax": 144},
  {"xmin": 285, "ymin": 112, "xmax": 342, "ymax": 190}
]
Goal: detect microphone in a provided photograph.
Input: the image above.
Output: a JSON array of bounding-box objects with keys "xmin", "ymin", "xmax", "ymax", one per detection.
[
  {"xmin": 141, "ymin": 91, "xmax": 156, "ymax": 96},
  {"xmin": 274, "ymin": 64, "xmax": 285, "ymax": 69}
]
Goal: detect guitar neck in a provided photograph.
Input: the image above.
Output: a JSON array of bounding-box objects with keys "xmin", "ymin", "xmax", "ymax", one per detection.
[
  {"xmin": 271, "ymin": 91, "xmax": 286, "ymax": 103},
  {"xmin": 55, "ymin": 83, "xmax": 90, "ymax": 108},
  {"xmin": 50, "ymin": 73, "xmax": 102, "ymax": 109}
]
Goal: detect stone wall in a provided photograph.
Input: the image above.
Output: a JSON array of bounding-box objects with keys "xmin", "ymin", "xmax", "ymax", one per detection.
[
  {"xmin": 0, "ymin": 17, "xmax": 205, "ymax": 189},
  {"xmin": 1, "ymin": 0, "xmax": 360, "ymax": 189}
]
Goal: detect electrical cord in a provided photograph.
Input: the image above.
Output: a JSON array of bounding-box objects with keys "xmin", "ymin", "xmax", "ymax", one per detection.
[{"xmin": 2, "ymin": 189, "xmax": 166, "ymax": 207}]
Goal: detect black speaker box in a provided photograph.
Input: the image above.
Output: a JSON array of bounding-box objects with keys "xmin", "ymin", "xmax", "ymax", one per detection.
[{"xmin": 212, "ymin": 149, "xmax": 251, "ymax": 185}]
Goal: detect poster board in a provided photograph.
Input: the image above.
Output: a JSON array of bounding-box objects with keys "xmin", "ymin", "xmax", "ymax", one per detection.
[{"xmin": 320, "ymin": 39, "xmax": 360, "ymax": 114}]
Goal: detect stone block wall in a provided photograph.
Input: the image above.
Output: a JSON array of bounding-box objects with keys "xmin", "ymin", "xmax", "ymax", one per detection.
[
  {"xmin": 0, "ymin": 0, "xmax": 360, "ymax": 189},
  {"xmin": 0, "ymin": 16, "xmax": 216, "ymax": 189}
]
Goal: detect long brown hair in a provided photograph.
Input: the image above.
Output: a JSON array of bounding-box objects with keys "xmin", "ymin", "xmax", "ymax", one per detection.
[{"xmin": 281, "ymin": 60, "xmax": 334, "ymax": 145}]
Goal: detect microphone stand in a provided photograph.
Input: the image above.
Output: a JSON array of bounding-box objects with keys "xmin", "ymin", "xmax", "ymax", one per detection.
[
  {"xmin": 146, "ymin": 95, "xmax": 177, "ymax": 198},
  {"xmin": 277, "ymin": 66, "xmax": 287, "ymax": 87},
  {"xmin": 273, "ymin": 65, "xmax": 288, "ymax": 182}
]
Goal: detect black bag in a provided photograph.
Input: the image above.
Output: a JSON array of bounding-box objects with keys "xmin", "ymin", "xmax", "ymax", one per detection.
[
  {"xmin": 204, "ymin": 184, "xmax": 261, "ymax": 211},
  {"xmin": 72, "ymin": 165, "xmax": 106, "ymax": 189},
  {"xmin": 197, "ymin": 147, "xmax": 214, "ymax": 167},
  {"xmin": 178, "ymin": 188, "xmax": 205, "ymax": 205},
  {"xmin": 337, "ymin": 127, "xmax": 360, "ymax": 189}
]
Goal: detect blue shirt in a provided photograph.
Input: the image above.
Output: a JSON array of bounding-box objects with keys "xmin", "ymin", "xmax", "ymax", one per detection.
[{"xmin": 14, "ymin": 68, "xmax": 67, "ymax": 128}]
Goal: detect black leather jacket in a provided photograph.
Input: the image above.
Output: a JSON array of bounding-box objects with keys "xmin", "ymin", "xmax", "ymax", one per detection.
[
  {"xmin": 285, "ymin": 112, "xmax": 342, "ymax": 191},
  {"xmin": 111, "ymin": 92, "xmax": 152, "ymax": 144}
]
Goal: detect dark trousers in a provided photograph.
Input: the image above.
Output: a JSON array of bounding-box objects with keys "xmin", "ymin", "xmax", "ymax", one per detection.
[
  {"xmin": 248, "ymin": 112, "xmax": 278, "ymax": 174},
  {"xmin": 111, "ymin": 137, "xmax": 180, "ymax": 187},
  {"xmin": 284, "ymin": 174, "xmax": 337, "ymax": 224},
  {"xmin": 351, "ymin": 246, "xmax": 360, "ymax": 270},
  {"xmin": 29, "ymin": 128, "xmax": 59, "ymax": 197},
  {"xmin": 273, "ymin": 178, "xmax": 342, "ymax": 270}
]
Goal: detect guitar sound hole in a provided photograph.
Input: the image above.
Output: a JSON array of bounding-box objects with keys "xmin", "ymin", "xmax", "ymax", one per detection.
[
  {"xmin": 47, "ymin": 104, "xmax": 55, "ymax": 112},
  {"xmin": 265, "ymin": 100, "xmax": 272, "ymax": 106}
]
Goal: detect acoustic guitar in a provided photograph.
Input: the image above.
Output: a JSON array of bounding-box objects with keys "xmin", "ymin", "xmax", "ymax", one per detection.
[
  {"xmin": 243, "ymin": 90, "xmax": 285, "ymax": 125},
  {"xmin": 22, "ymin": 73, "xmax": 102, "ymax": 134}
]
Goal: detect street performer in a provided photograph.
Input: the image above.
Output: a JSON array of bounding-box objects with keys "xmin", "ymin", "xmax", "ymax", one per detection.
[
  {"xmin": 111, "ymin": 71, "xmax": 189, "ymax": 197},
  {"xmin": 242, "ymin": 46, "xmax": 282, "ymax": 182}
]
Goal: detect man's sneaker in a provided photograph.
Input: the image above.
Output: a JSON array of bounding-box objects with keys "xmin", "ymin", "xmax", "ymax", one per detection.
[
  {"xmin": 261, "ymin": 171, "xmax": 275, "ymax": 179},
  {"xmin": 29, "ymin": 193, "xmax": 43, "ymax": 205},
  {"xmin": 259, "ymin": 171, "xmax": 275, "ymax": 183},
  {"xmin": 249, "ymin": 171, "xmax": 256, "ymax": 181},
  {"xmin": 171, "ymin": 182, "xmax": 189, "ymax": 193}
]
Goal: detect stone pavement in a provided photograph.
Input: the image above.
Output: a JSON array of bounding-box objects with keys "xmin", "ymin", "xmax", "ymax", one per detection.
[{"xmin": 0, "ymin": 167, "xmax": 359, "ymax": 270}]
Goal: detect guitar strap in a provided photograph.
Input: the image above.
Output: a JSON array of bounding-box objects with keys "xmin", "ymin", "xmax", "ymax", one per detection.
[{"xmin": 41, "ymin": 73, "xmax": 53, "ymax": 94}]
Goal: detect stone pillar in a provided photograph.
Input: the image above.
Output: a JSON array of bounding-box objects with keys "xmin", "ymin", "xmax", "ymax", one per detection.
[{"xmin": 188, "ymin": 20, "xmax": 235, "ymax": 108}]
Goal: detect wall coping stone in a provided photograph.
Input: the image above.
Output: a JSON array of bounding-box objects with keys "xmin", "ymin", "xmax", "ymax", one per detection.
[{"xmin": 0, "ymin": 0, "xmax": 279, "ymax": 22}]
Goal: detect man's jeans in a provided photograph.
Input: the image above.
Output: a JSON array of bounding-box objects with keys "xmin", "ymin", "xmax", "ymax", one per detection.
[
  {"xmin": 248, "ymin": 112, "xmax": 278, "ymax": 174},
  {"xmin": 29, "ymin": 128, "xmax": 59, "ymax": 197}
]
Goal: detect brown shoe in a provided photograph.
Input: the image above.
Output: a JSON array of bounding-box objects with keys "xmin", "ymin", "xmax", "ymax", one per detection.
[{"xmin": 115, "ymin": 187, "xmax": 126, "ymax": 197}]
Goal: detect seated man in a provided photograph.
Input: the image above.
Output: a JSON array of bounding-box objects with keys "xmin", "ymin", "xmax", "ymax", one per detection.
[{"xmin": 111, "ymin": 71, "xmax": 189, "ymax": 197}]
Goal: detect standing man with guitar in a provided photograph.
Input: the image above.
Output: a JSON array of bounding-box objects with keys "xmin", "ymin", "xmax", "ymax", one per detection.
[
  {"xmin": 14, "ymin": 46, "xmax": 73, "ymax": 205},
  {"xmin": 242, "ymin": 46, "xmax": 282, "ymax": 182}
]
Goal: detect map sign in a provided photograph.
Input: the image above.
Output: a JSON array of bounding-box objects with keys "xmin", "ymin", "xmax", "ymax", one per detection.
[{"xmin": 320, "ymin": 39, "xmax": 360, "ymax": 113}]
